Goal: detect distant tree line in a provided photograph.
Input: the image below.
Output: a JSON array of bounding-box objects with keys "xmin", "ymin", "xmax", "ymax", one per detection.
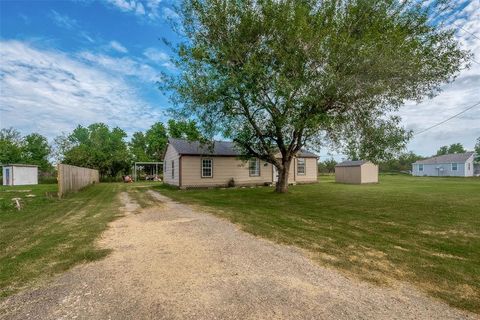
[
  {"xmin": 1, "ymin": 124, "xmax": 478, "ymax": 179},
  {"xmin": 0, "ymin": 120, "xmax": 202, "ymax": 179},
  {"xmin": 318, "ymin": 141, "xmax": 478, "ymax": 174}
]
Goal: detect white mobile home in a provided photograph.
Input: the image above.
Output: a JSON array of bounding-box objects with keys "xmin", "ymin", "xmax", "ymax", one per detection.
[
  {"xmin": 2, "ymin": 164, "xmax": 38, "ymax": 186},
  {"xmin": 412, "ymin": 152, "xmax": 475, "ymax": 177}
]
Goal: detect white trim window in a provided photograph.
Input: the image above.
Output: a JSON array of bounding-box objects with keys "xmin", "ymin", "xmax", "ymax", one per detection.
[
  {"xmin": 452, "ymin": 163, "xmax": 458, "ymax": 171},
  {"xmin": 468, "ymin": 163, "xmax": 471, "ymax": 171},
  {"xmin": 418, "ymin": 164, "xmax": 424, "ymax": 172},
  {"xmin": 202, "ymin": 158, "xmax": 213, "ymax": 178},
  {"xmin": 297, "ymin": 158, "xmax": 306, "ymax": 175},
  {"xmin": 171, "ymin": 160, "xmax": 174, "ymax": 179},
  {"xmin": 249, "ymin": 158, "xmax": 260, "ymax": 177}
]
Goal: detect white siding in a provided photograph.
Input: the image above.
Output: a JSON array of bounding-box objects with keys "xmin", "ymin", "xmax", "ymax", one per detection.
[
  {"xmin": 465, "ymin": 157, "xmax": 474, "ymax": 177},
  {"xmin": 3, "ymin": 166, "xmax": 38, "ymax": 186},
  {"xmin": 412, "ymin": 160, "xmax": 473, "ymax": 177}
]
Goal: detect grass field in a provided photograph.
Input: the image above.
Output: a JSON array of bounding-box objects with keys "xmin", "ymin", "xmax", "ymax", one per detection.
[
  {"xmin": 155, "ymin": 175, "xmax": 480, "ymax": 313},
  {"xmin": 0, "ymin": 183, "xmax": 126, "ymax": 298}
]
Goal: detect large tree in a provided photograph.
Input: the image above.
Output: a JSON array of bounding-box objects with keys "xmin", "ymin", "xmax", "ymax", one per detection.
[
  {"xmin": 22, "ymin": 133, "xmax": 52, "ymax": 171},
  {"xmin": 129, "ymin": 132, "xmax": 150, "ymax": 162},
  {"xmin": 0, "ymin": 128, "xmax": 23, "ymax": 164},
  {"xmin": 0, "ymin": 128, "xmax": 52, "ymax": 171},
  {"xmin": 145, "ymin": 122, "xmax": 168, "ymax": 160},
  {"xmin": 60, "ymin": 123, "xmax": 131, "ymax": 178},
  {"xmin": 163, "ymin": 0, "xmax": 469, "ymax": 192},
  {"xmin": 167, "ymin": 119, "xmax": 203, "ymax": 141}
]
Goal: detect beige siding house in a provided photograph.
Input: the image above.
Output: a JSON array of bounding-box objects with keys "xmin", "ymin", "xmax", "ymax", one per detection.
[
  {"xmin": 335, "ymin": 160, "xmax": 378, "ymax": 184},
  {"xmin": 163, "ymin": 138, "xmax": 318, "ymax": 188}
]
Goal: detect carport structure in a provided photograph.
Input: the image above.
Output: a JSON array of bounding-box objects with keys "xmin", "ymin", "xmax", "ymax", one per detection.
[{"xmin": 133, "ymin": 162, "xmax": 163, "ymax": 181}]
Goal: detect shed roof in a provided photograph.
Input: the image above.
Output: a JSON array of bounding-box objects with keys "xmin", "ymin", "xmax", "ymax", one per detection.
[
  {"xmin": 1, "ymin": 164, "xmax": 38, "ymax": 167},
  {"xmin": 335, "ymin": 160, "xmax": 369, "ymax": 167},
  {"xmin": 413, "ymin": 152, "xmax": 475, "ymax": 165},
  {"xmin": 168, "ymin": 138, "xmax": 318, "ymax": 158}
]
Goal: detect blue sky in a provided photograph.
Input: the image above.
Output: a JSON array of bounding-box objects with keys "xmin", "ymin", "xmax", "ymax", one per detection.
[{"xmin": 0, "ymin": 0, "xmax": 479, "ymax": 159}]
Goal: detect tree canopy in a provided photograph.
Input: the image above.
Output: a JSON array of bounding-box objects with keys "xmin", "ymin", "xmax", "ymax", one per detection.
[
  {"xmin": 59, "ymin": 123, "xmax": 131, "ymax": 178},
  {"xmin": 129, "ymin": 120, "xmax": 202, "ymax": 162},
  {"xmin": 0, "ymin": 128, "xmax": 52, "ymax": 171},
  {"xmin": 22, "ymin": 133, "xmax": 52, "ymax": 171},
  {"xmin": 163, "ymin": 0, "xmax": 469, "ymax": 192},
  {"xmin": 0, "ymin": 128, "xmax": 23, "ymax": 165},
  {"xmin": 167, "ymin": 119, "xmax": 203, "ymax": 141},
  {"xmin": 436, "ymin": 143, "xmax": 466, "ymax": 156}
]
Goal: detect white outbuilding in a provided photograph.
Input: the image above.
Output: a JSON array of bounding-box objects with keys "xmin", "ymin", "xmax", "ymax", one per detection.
[{"xmin": 2, "ymin": 164, "xmax": 38, "ymax": 186}]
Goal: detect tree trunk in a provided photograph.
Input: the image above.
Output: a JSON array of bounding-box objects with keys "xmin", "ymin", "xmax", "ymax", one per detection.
[{"xmin": 275, "ymin": 161, "xmax": 290, "ymax": 193}]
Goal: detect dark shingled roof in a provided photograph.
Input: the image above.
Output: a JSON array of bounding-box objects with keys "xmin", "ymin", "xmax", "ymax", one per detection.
[
  {"xmin": 335, "ymin": 160, "xmax": 369, "ymax": 167},
  {"xmin": 413, "ymin": 152, "xmax": 475, "ymax": 165},
  {"xmin": 168, "ymin": 138, "xmax": 318, "ymax": 158}
]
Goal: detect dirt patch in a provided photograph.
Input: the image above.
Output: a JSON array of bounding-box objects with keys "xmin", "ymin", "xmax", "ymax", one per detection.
[{"xmin": 1, "ymin": 191, "xmax": 477, "ymax": 320}]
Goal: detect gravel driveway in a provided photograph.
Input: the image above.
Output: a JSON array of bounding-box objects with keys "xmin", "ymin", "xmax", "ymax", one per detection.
[{"xmin": 0, "ymin": 190, "xmax": 476, "ymax": 320}]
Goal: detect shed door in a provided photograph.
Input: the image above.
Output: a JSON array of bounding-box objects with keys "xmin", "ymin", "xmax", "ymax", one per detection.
[{"xmin": 5, "ymin": 168, "xmax": 10, "ymax": 185}]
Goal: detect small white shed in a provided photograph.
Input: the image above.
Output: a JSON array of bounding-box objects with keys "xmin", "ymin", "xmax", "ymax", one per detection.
[{"xmin": 2, "ymin": 164, "xmax": 38, "ymax": 186}]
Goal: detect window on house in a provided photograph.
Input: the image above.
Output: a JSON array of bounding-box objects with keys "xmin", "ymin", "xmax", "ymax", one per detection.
[
  {"xmin": 419, "ymin": 164, "xmax": 423, "ymax": 171},
  {"xmin": 297, "ymin": 158, "xmax": 306, "ymax": 175},
  {"xmin": 468, "ymin": 163, "xmax": 471, "ymax": 170},
  {"xmin": 171, "ymin": 160, "xmax": 174, "ymax": 179},
  {"xmin": 452, "ymin": 163, "xmax": 458, "ymax": 171},
  {"xmin": 202, "ymin": 159, "xmax": 213, "ymax": 178},
  {"xmin": 249, "ymin": 158, "xmax": 260, "ymax": 176}
]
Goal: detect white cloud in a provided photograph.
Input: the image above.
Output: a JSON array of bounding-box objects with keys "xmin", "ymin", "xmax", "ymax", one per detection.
[
  {"xmin": 143, "ymin": 48, "xmax": 176, "ymax": 70},
  {"xmin": 162, "ymin": 7, "xmax": 179, "ymax": 21},
  {"xmin": 105, "ymin": 0, "xmax": 163, "ymax": 20},
  {"xmin": 0, "ymin": 40, "xmax": 164, "ymax": 140},
  {"xmin": 143, "ymin": 47, "xmax": 168, "ymax": 62},
  {"xmin": 49, "ymin": 10, "xmax": 79, "ymax": 29},
  {"xmin": 109, "ymin": 40, "xmax": 128, "ymax": 53},
  {"xmin": 78, "ymin": 51, "xmax": 159, "ymax": 82},
  {"xmin": 398, "ymin": 1, "xmax": 480, "ymax": 156}
]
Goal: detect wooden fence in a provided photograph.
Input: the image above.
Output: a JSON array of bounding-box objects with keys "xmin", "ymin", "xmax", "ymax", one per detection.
[{"xmin": 57, "ymin": 164, "xmax": 99, "ymax": 197}]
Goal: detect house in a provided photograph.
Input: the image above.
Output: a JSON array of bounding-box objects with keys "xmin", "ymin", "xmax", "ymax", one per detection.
[
  {"xmin": 163, "ymin": 138, "xmax": 318, "ymax": 188},
  {"xmin": 2, "ymin": 164, "xmax": 38, "ymax": 186},
  {"xmin": 334, "ymin": 160, "xmax": 378, "ymax": 184},
  {"xmin": 412, "ymin": 152, "xmax": 475, "ymax": 177}
]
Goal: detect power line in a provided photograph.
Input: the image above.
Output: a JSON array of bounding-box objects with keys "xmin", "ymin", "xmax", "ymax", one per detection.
[
  {"xmin": 413, "ymin": 101, "xmax": 480, "ymax": 136},
  {"xmin": 458, "ymin": 26, "xmax": 480, "ymax": 41}
]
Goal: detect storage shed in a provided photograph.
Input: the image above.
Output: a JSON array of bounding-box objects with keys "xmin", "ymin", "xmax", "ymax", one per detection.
[
  {"xmin": 2, "ymin": 164, "xmax": 38, "ymax": 186},
  {"xmin": 335, "ymin": 160, "xmax": 378, "ymax": 184}
]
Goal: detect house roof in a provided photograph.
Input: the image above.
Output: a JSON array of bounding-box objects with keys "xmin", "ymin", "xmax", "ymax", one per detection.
[
  {"xmin": 335, "ymin": 160, "xmax": 369, "ymax": 167},
  {"xmin": 1, "ymin": 164, "xmax": 38, "ymax": 167},
  {"xmin": 168, "ymin": 138, "xmax": 318, "ymax": 158},
  {"xmin": 413, "ymin": 152, "xmax": 475, "ymax": 165}
]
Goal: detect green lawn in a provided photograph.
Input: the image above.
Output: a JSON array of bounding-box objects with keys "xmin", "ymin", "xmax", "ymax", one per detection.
[
  {"xmin": 155, "ymin": 175, "xmax": 480, "ymax": 313},
  {"xmin": 0, "ymin": 183, "xmax": 126, "ymax": 298}
]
